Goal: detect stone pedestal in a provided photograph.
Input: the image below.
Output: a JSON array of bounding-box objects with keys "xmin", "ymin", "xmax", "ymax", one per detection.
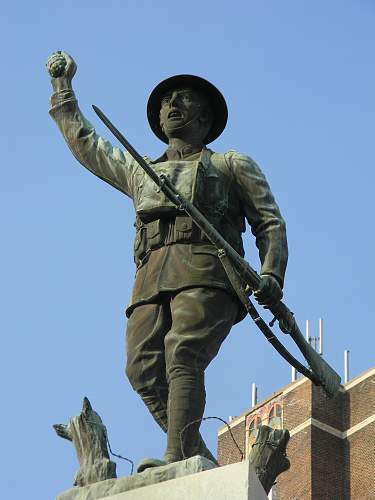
[{"xmin": 56, "ymin": 456, "xmax": 267, "ymax": 500}]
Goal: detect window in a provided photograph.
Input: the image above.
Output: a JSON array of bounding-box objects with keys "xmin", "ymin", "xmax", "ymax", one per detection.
[
  {"xmin": 268, "ymin": 403, "xmax": 282, "ymax": 429},
  {"xmin": 248, "ymin": 415, "xmax": 262, "ymax": 448}
]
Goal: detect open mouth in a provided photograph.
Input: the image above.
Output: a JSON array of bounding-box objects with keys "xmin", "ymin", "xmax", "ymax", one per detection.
[{"xmin": 168, "ymin": 109, "xmax": 183, "ymax": 120}]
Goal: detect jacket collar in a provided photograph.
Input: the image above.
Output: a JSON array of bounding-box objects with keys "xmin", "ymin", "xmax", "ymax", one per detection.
[{"xmin": 151, "ymin": 144, "xmax": 207, "ymax": 163}]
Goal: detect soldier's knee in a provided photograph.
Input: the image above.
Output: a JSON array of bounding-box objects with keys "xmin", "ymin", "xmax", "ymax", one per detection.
[
  {"xmin": 167, "ymin": 364, "xmax": 203, "ymax": 384},
  {"xmin": 126, "ymin": 358, "xmax": 166, "ymax": 395}
]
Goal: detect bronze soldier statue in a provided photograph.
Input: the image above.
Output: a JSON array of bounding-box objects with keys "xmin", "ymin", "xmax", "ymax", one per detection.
[{"xmin": 46, "ymin": 51, "xmax": 288, "ymax": 471}]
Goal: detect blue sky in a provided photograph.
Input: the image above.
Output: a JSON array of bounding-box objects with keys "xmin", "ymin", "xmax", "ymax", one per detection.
[{"xmin": 1, "ymin": 1, "xmax": 374, "ymax": 498}]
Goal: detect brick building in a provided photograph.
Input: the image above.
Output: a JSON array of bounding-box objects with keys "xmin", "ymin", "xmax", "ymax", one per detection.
[{"xmin": 217, "ymin": 365, "xmax": 375, "ymax": 499}]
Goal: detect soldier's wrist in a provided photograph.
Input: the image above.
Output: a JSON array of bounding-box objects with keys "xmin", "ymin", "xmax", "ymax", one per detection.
[
  {"xmin": 51, "ymin": 76, "xmax": 73, "ymax": 93},
  {"xmin": 50, "ymin": 88, "xmax": 76, "ymax": 109},
  {"xmin": 261, "ymin": 273, "xmax": 283, "ymax": 289}
]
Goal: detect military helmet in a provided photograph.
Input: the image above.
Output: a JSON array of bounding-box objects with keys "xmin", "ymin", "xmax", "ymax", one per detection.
[{"xmin": 147, "ymin": 74, "xmax": 228, "ymax": 144}]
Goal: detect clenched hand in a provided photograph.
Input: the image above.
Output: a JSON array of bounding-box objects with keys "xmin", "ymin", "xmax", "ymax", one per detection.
[
  {"xmin": 254, "ymin": 274, "xmax": 283, "ymax": 307},
  {"xmin": 46, "ymin": 51, "xmax": 77, "ymax": 92}
]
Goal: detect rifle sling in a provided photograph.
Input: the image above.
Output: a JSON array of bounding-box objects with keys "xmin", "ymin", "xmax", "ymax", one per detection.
[{"xmin": 217, "ymin": 249, "xmax": 320, "ymax": 385}]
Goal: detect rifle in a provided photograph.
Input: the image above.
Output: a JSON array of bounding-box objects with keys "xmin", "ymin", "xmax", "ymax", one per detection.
[{"xmin": 92, "ymin": 104, "xmax": 341, "ymax": 398}]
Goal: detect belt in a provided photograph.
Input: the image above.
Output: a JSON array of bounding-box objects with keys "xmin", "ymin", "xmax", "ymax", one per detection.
[{"xmin": 134, "ymin": 215, "xmax": 209, "ymax": 268}]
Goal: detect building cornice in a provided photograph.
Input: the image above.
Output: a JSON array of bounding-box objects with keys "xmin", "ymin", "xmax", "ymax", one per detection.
[
  {"xmin": 289, "ymin": 414, "xmax": 375, "ymax": 439},
  {"xmin": 343, "ymin": 365, "xmax": 375, "ymax": 390}
]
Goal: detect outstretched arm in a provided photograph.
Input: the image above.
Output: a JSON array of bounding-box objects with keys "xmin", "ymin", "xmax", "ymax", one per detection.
[{"xmin": 46, "ymin": 51, "xmax": 134, "ymax": 197}]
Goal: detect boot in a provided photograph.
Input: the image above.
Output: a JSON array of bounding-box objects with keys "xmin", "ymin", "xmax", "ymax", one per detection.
[
  {"xmin": 164, "ymin": 370, "xmax": 206, "ymax": 463},
  {"xmin": 137, "ymin": 382, "xmax": 218, "ymax": 471}
]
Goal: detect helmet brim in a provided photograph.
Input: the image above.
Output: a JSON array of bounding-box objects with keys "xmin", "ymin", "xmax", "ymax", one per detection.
[{"xmin": 147, "ymin": 74, "xmax": 228, "ymax": 145}]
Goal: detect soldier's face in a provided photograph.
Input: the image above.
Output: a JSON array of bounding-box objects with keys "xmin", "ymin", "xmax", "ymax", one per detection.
[{"xmin": 159, "ymin": 88, "xmax": 210, "ymax": 140}]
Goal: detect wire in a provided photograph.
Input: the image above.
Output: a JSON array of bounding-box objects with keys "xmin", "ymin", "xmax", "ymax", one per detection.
[
  {"xmin": 85, "ymin": 419, "xmax": 134, "ymax": 475},
  {"xmin": 179, "ymin": 416, "xmax": 244, "ymax": 461}
]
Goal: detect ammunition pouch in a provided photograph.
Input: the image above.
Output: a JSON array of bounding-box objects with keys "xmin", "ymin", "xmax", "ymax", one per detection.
[{"xmin": 133, "ymin": 215, "xmax": 244, "ymax": 269}]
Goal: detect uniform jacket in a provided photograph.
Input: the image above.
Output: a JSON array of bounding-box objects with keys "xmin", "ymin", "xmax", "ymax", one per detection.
[{"xmin": 49, "ymin": 89, "xmax": 288, "ymax": 318}]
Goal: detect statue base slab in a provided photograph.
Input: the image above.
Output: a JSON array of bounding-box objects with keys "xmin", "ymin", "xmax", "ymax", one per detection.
[{"xmin": 56, "ymin": 456, "xmax": 267, "ymax": 500}]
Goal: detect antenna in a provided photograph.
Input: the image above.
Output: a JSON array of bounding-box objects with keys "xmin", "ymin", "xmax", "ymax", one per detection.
[
  {"xmin": 251, "ymin": 383, "xmax": 257, "ymax": 408},
  {"xmin": 305, "ymin": 319, "xmax": 310, "ymax": 344},
  {"xmin": 344, "ymin": 350, "xmax": 350, "ymax": 383},
  {"xmin": 318, "ymin": 318, "xmax": 323, "ymax": 355}
]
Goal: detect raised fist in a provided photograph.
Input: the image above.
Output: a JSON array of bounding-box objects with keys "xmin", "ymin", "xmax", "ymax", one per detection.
[{"xmin": 46, "ymin": 51, "xmax": 77, "ymax": 80}]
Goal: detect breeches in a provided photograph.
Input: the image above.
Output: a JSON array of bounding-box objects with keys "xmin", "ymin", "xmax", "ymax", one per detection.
[{"xmin": 125, "ymin": 287, "xmax": 239, "ymax": 392}]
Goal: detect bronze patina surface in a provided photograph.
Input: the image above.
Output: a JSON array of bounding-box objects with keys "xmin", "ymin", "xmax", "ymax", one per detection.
[{"xmin": 46, "ymin": 51, "xmax": 288, "ymax": 469}]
